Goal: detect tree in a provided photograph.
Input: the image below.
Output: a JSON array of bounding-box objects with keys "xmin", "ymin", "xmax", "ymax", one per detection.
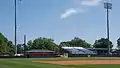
[
  {"xmin": 93, "ymin": 38, "xmax": 113, "ymax": 54},
  {"xmin": 7, "ymin": 41, "xmax": 15, "ymax": 54},
  {"xmin": 117, "ymin": 38, "xmax": 120, "ymax": 49},
  {"xmin": 60, "ymin": 37, "xmax": 91, "ymax": 48},
  {"xmin": 27, "ymin": 37, "xmax": 59, "ymax": 52},
  {"xmin": 0, "ymin": 33, "xmax": 15, "ymax": 55},
  {"xmin": 93, "ymin": 38, "xmax": 113, "ymax": 48},
  {"xmin": 27, "ymin": 40, "xmax": 33, "ymax": 50},
  {"xmin": 17, "ymin": 44, "xmax": 24, "ymax": 54},
  {"xmin": 16, "ymin": 43, "xmax": 29, "ymax": 54}
]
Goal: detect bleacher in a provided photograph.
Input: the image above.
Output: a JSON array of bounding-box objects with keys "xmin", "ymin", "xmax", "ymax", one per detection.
[{"xmin": 62, "ymin": 47, "xmax": 97, "ymax": 55}]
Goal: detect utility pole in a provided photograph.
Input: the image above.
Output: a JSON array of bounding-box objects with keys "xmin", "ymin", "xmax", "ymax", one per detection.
[
  {"xmin": 23, "ymin": 35, "xmax": 26, "ymax": 53},
  {"xmin": 24, "ymin": 35, "xmax": 26, "ymax": 47},
  {"xmin": 15, "ymin": 0, "xmax": 17, "ymax": 55},
  {"xmin": 104, "ymin": 0, "xmax": 112, "ymax": 55}
]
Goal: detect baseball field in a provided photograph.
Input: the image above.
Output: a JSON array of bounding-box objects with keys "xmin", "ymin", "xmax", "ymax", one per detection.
[{"xmin": 1, "ymin": 57, "xmax": 120, "ymax": 68}]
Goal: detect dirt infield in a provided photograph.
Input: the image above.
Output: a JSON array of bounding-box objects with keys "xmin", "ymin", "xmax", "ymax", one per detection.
[{"xmin": 33, "ymin": 60, "xmax": 120, "ymax": 65}]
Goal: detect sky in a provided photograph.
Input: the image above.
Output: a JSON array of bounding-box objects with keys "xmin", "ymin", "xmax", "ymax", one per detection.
[{"xmin": 0, "ymin": 0, "xmax": 120, "ymax": 48}]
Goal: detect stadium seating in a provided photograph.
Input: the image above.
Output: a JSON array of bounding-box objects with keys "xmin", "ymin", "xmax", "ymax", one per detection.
[{"xmin": 62, "ymin": 47, "xmax": 97, "ymax": 55}]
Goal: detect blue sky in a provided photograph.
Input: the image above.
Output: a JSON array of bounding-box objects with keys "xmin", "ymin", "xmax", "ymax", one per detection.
[{"xmin": 0, "ymin": 0, "xmax": 120, "ymax": 48}]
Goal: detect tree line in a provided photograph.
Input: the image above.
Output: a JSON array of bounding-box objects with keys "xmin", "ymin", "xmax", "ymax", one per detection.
[{"xmin": 0, "ymin": 32, "xmax": 120, "ymax": 55}]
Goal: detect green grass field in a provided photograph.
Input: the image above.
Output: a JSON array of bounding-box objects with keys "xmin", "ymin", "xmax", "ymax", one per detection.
[{"xmin": 0, "ymin": 58, "xmax": 120, "ymax": 68}]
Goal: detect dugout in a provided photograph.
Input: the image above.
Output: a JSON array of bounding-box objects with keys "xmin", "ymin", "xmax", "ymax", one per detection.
[{"xmin": 25, "ymin": 49, "xmax": 56, "ymax": 58}]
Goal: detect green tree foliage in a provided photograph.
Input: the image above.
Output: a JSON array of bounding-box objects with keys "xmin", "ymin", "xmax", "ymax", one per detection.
[
  {"xmin": 117, "ymin": 38, "xmax": 120, "ymax": 49},
  {"xmin": 93, "ymin": 38, "xmax": 113, "ymax": 48},
  {"xmin": 59, "ymin": 37, "xmax": 91, "ymax": 48},
  {"xmin": 17, "ymin": 44, "xmax": 24, "ymax": 54},
  {"xmin": 17, "ymin": 43, "xmax": 28, "ymax": 54},
  {"xmin": 0, "ymin": 33, "xmax": 15, "ymax": 55},
  {"xmin": 27, "ymin": 37, "xmax": 60, "ymax": 53},
  {"xmin": 7, "ymin": 41, "xmax": 15, "ymax": 54}
]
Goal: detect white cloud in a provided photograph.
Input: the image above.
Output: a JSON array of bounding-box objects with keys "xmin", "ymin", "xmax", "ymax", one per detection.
[
  {"xmin": 61, "ymin": 8, "xmax": 84, "ymax": 19},
  {"xmin": 60, "ymin": 0, "xmax": 102, "ymax": 19},
  {"xmin": 81, "ymin": 0, "xmax": 102, "ymax": 6}
]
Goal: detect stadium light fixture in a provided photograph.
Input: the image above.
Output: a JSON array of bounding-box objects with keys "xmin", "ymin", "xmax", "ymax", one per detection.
[{"xmin": 104, "ymin": 0, "xmax": 112, "ymax": 55}]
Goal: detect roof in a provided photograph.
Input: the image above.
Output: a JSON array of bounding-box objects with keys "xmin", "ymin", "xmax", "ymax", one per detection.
[
  {"xmin": 62, "ymin": 47, "xmax": 85, "ymax": 49},
  {"xmin": 87, "ymin": 48, "xmax": 108, "ymax": 50},
  {"xmin": 26, "ymin": 49, "xmax": 55, "ymax": 52},
  {"xmin": 62, "ymin": 47, "xmax": 97, "ymax": 54},
  {"xmin": 62, "ymin": 47, "xmax": 108, "ymax": 50}
]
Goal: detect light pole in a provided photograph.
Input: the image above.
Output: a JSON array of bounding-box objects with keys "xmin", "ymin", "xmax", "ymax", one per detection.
[
  {"xmin": 104, "ymin": 1, "xmax": 112, "ymax": 55},
  {"xmin": 23, "ymin": 35, "xmax": 26, "ymax": 53},
  {"xmin": 14, "ymin": 0, "xmax": 17, "ymax": 55}
]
